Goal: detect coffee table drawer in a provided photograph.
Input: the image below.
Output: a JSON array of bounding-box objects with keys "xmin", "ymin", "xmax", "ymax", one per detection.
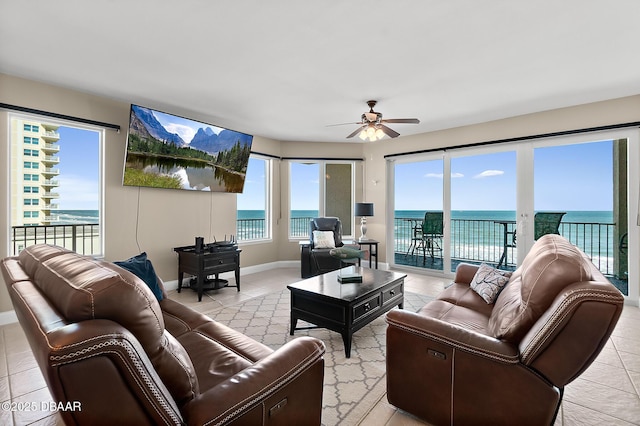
[
  {"xmin": 382, "ymin": 282, "xmax": 403, "ymax": 305},
  {"xmin": 353, "ymin": 293, "xmax": 381, "ymax": 322}
]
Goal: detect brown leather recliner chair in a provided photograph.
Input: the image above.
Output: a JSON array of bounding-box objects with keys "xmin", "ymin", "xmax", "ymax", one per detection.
[
  {"xmin": 386, "ymin": 234, "xmax": 623, "ymax": 426},
  {"xmin": 1, "ymin": 244, "xmax": 325, "ymax": 425}
]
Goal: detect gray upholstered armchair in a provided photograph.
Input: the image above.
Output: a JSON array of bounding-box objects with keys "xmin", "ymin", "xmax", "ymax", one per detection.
[{"xmin": 300, "ymin": 217, "xmax": 345, "ymax": 278}]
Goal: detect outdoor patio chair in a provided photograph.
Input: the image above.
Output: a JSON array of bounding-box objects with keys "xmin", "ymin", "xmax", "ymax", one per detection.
[
  {"xmin": 534, "ymin": 212, "xmax": 566, "ymax": 239},
  {"xmin": 417, "ymin": 211, "xmax": 443, "ymax": 263},
  {"xmin": 497, "ymin": 212, "xmax": 565, "ymax": 268}
]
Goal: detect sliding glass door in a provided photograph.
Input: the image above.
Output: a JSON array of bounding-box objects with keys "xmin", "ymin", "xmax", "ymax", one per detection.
[{"xmin": 388, "ymin": 129, "xmax": 637, "ymax": 300}]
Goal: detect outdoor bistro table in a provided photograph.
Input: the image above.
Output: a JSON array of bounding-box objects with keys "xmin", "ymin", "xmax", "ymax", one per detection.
[{"xmin": 404, "ymin": 218, "xmax": 423, "ymax": 257}]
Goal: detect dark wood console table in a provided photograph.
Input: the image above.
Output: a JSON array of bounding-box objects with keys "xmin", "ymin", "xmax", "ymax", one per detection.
[{"xmin": 173, "ymin": 245, "xmax": 241, "ymax": 301}]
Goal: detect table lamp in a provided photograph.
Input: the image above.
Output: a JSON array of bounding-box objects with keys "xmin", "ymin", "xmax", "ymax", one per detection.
[{"xmin": 354, "ymin": 202, "xmax": 374, "ymax": 242}]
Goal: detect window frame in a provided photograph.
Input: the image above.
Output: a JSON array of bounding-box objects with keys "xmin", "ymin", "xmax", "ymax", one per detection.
[
  {"xmin": 287, "ymin": 159, "xmax": 356, "ymax": 240},
  {"xmin": 236, "ymin": 154, "xmax": 273, "ymax": 243},
  {"xmin": 7, "ymin": 112, "xmax": 105, "ymax": 256}
]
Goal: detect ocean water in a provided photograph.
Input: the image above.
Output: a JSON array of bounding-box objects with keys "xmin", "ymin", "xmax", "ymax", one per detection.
[
  {"xmin": 394, "ymin": 210, "xmax": 613, "ymax": 224},
  {"xmin": 55, "ymin": 210, "xmax": 100, "ymax": 224}
]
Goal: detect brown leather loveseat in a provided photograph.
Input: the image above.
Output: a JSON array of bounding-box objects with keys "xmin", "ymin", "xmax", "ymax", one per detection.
[
  {"xmin": 386, "ymin": 234, "xmax": 623, "ymax": 425},
  {"xmin": 1, "ymin": 244, "xmax": 325, "ymax": 425}
]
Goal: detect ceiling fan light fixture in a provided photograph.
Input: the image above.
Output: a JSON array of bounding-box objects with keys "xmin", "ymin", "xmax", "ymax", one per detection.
[
  {"xmin": 335, "ymin": 100, "xmax": 419, "ymax": 141},
  {"xmin": 358, "ymin": 125, "xmax": 385, "ymax": 142},
  {"xmin": 366, "ymin": 126, "xmax": 376, "ymax": 138}
]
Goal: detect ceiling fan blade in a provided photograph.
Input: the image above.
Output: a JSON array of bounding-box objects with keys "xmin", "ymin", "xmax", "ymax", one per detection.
[
  {"xmin": 346, "ymin": 125, "xmax": 366, "ymax": 138},
  {"xmin": 326, "ymin": 122, "xmax": 363, "ymax": 127},
  {"xmin": 379, "ymin": 124, "xmax": 400, "ymax": 138},
  {"xmin": 382, "ymin": 118, "xmax": 420, "ymax": 124}
]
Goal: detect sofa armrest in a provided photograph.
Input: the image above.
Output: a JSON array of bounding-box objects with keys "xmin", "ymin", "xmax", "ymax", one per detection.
[
  {"xmin": 184, "ymin": 336, "xmax": 325, "ymax": 426},
  {"xmin": 300, "ymin": 242, "xmax": 313, "ymax": 278},
  {"xmin": 453, "ymin": 263, "xmax": 479, "ymax": 286},
  {"xmin": 386, "ymin": 309, "xmax": 518, "ymax": 363},
  {"xmin": 45, "ymin": 320, "xmax": 183, "ymax": 426}
]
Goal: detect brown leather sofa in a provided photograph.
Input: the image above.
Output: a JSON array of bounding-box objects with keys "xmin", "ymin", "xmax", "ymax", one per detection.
[
  {"xmin": 386, "ymin": 234, "xmax": 623, "ymax": 426},
  {"xmin": 1, "ymin": 244, "xmax": 325, "ymax": 425}
]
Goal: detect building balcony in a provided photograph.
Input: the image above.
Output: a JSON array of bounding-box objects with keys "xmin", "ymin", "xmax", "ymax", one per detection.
[
  {"xmin": 41, "ymin": 203, "xmax": 59, "ymax": 210},
  {"xmin": 41, "ymin": 143, "xmax": 60, "ymax": 153},
  {"xmin": 42, "ymin": 168, "xmax": 60, "ymax": 176},
  {"xmin": 42, "ymin": 179, "xmax": 59, "ymax": 187},
  {"xmin": 41, "ymin": 131, "xmax": 60, "ymax": 142},
  {"xmin": 42, "ymin": 155, "xmax": 60, "ymax": 164},
  {"xmin": 41, "ymin": 192, "xmax": 60, "ymax": 199}
]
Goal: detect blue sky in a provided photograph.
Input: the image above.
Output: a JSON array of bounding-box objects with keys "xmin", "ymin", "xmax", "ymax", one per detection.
[
  {"xmin": 57, "ymin": 126, "xmax": 100, "ymax": 210},
  {"xmin": 395, "ymin": 140, "xmax": 614, "ymax": 211},
  {"xmin": 237, "ymin": 157, "xmax": 268, "ymax": 210}
]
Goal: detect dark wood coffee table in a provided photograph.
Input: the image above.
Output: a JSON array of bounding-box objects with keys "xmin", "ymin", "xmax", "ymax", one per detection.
[{"xmin": 287, "ymin": 266, "xmax": 406, "ymax": 358}]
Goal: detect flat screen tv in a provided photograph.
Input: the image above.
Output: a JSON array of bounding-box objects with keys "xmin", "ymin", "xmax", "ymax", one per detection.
[{"xmin": 123, "ymin": 104, "xmax": 253, "ymax": 193}]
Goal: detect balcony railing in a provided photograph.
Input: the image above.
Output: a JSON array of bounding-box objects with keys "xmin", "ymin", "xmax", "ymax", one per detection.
[
  {"xmin": 236, "ymin": 216, "xmax": 314, "ymax": 241},
  {"xmin": 290, "ymin": 217, "xmax": 313, "ymax": 238},
  {"xmin": 42, "ymin": 143, "xmax": 60, "ymax": 152},
  {"xmin": 236, "ymin": 218, "xmax": 268, "ymax": 240},
  {"xmin": 394, "ymin": 217, "xmax": 620, "ymax": 277},
  {"xmin": 11, "ymin": 223, "xmax": 100, "ymax": 256}
]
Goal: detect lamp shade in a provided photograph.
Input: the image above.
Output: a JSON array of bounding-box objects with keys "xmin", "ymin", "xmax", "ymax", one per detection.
[{"xmin": 354, "ymin": 202, "xmax": 374, "ymax": 217}]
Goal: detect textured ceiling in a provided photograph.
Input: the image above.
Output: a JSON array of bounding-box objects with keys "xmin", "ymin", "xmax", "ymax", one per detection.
[{"xmin": 1, "ymin": 0, "xmax": 639, "ymax": 142}]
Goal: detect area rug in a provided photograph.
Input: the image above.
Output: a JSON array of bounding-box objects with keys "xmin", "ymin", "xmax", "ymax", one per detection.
[{"xmin": 202, "ymin": 289, "xmax": 433, "ymax": 426}]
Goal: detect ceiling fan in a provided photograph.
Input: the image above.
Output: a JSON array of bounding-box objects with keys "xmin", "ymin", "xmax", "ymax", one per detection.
[{"xmin": 330, "ymin": 100, "xmax": 420, "ymax": 141}]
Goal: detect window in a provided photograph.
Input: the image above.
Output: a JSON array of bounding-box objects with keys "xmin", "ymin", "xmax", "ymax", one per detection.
[
  {"xmin": 9, "ymin": 114, "xmax": 103, "ymax": 256},
  {"xmin": 288, "ymin": 160, "xmax": 355, "ymax": 238},
  {"xmin": 236, "ymin": 155, "xmax": 271, "ymax": 241},
  {"xmin": 388, "ymin": 130, "xmax": 637, "ymax": 300}
]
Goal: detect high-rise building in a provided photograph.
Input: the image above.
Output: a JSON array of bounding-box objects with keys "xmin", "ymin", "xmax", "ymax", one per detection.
[{"xmin": 10, "ymin": 118, "xmax": 61, "ymax": 227}]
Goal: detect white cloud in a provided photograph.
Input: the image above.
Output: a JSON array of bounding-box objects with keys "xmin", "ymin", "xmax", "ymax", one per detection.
[
  {"xmin": 164, "ymin": 123, "xmax": 196, "ymax": 144},
  {"xmin": 474, "ymin": 170, "xmax": 504, "ymax": 179}
]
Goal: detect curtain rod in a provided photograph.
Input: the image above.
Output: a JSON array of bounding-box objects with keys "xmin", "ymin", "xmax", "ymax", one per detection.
[
  {"xmin": 250, "ymin": 151, "xmax": 364, "ymax": 162},
  {"xmin": 281, "ymin": 156, "xmax": 364, "ymax": 161},
  {"xmin": 250, "ymin": 150, "xmax": 281, "ymax": 160},
  {"xmin": 384, "ymin": 121, "xmax": 640, "ymax": 159},
  {"xmin": 0, "ymin": 102, "xmax": 121, "ymax": 132}
]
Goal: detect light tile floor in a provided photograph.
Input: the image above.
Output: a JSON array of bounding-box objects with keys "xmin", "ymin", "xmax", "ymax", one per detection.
[{"xmin": 0, "ymin": 267, "xmax": 639, "ymax": 425}]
